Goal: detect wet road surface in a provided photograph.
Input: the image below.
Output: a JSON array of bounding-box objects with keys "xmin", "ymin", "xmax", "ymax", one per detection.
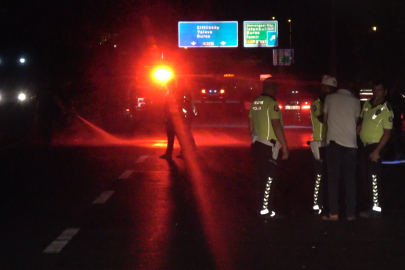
[{"xmin": 1, "ymin": 105, "xmax": 405, "ymax": 270}]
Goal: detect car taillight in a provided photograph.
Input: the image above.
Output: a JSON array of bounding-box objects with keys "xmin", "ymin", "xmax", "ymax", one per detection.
[
  {"xmin": 301, "ymin": 102, "xmax": 310, "ymax": 110},
  {"xmin": 278, "ymin": 104, "xmax": 283, "ymax": 109},
  {"xmin": 220, "ymin": 89, "xmax": 225, "ymax": 94},
  {"xmin": 201, "ymin": 89, "xmax": 206, "ymax": 94}
]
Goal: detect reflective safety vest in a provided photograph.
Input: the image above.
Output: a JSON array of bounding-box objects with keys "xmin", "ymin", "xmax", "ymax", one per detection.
[
  {"xmin": 360, "ymin": 99, "xmax": 394, "ymax": 143},
  {"xmin": 248, "ymin": 93, "xmax": 283, "ymax": 142},
  {"xmin": 310, "ymin": 98, "xmax": 327, "ymax": 141}
]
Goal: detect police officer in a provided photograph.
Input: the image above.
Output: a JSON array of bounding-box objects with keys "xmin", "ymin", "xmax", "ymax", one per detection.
[
  {"xmin": 310, "ymin": 75, "xmax": 337, "ymax": 215},
  {"xmin": 357, "ymin": 79, "xmax": 394, "ymax": 218},
  {"xmin": 177, "ymin": 85, "xmax": 197, "ymax": 159},
  {"xmin": 160, "ymin": 79, "xmax": 197, "ymax": 160},
  {"xmin": 249, "ymin": 76, "xmax": 289, "ymax": 219}
]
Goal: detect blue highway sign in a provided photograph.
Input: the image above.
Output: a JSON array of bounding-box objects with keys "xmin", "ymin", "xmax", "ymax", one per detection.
[{"xmin": 178, "ymin": 21, "xmax": 238, "ymax": 48}]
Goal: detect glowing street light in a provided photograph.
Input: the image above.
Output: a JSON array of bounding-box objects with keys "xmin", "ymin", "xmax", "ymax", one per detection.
[
  {"xmin": 372, "ymin": 26, "xmax": 377, "ymax": 31},
  {"xmin": 288, "ymin": 19, "xmax": 292, "ymax": 49},
  {"xmin": 19, "ymin": 58, "xmax": 26, "ymax": 64}
]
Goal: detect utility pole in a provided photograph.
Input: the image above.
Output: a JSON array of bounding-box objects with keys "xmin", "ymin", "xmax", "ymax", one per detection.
[
  {"xmin": 330, "ymin": 0, "xmax": 336, "ymax": 77},
  {"xmin": 288, "ymin": 19, "xmax": 292, "ymax": 49}
]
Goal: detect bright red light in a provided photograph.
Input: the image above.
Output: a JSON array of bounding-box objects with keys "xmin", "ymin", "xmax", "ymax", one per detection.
[
  {"xmin": 301, "ymin": 105, "xmax": 311, "ymax": 110},
  {"xmin": 201, "ymin": 89, "xmax": 206, "ymax": 94},
  {"xmin": 152, "ymin": 66, "xmax": 173, "ymax": 83},
  {"xmin": 220, "ymin": 89, "xmax": 225, "ymax": 94},
  {"xmin": 279, "ymin": 105, "xmax": 283, "ymax": 109}
]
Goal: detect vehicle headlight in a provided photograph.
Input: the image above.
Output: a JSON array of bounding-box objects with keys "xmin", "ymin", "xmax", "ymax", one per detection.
[{"xmin": 18, "ymin": 93, "xmax": 26, "ymax": 101}]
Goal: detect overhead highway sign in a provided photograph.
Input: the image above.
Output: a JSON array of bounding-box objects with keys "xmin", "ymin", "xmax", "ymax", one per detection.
[
  {"xmin": 243, "ymin": 21, "xmax": 278, "ymax": 48},
  {"xmin": 178, "ymin": 21, "xmax": 238, "ymax": 48}
]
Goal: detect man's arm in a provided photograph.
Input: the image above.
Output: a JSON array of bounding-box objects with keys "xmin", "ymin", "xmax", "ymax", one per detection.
[
  {"xmin": 317, "ymin": 114, "xmax": 324, "ymax": 123},
  {"xmin": 323, "ymin": 112, "xmax": 328, "ymax": 125},
  {"xmin": 356, "ymin": 117, "xmax": 363, "ymax": 135},
  {"xmin": 312, "ymin": 102, "xmax": 324, "ymax": 123},
  {"xmin": 369, "ymin": 129, "xmax": 391, "ymax": 162},
  {"xmin": 271, "ymin": 119, "xmax": 289, "ymax": 160}
]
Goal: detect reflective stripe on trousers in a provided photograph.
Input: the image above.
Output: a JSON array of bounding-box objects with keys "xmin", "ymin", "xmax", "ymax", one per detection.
[
  {"xmin": 372, "ymin": 174, "xmax": 381, "ymax": 212},
  {"xmin": 263, "ymin": 177, "xmax": 273, "ymax": 210},
  {"xmin": 313, "ymin": 174, "xmax": 321, "ymax": 209}
]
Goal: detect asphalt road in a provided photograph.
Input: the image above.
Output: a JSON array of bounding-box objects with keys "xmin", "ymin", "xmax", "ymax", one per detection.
[{"xmin": 1, "ymin": 106, "xmax": 405, "ymax": 270}]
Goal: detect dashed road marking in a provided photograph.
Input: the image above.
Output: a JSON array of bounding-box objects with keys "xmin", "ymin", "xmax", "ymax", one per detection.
[
  {"xmin": 118, "ymin": 170, "xmax": 133, "ymax": 180},
  {"xmin": 93, "ymin": 190, "xmax": 114, "ymax": 204},
  {"xmin": 43, "ymin": 228, "xmax": 80, "ymax": 254},
  {"xmin": 135, "ymin": 155, "xmax": 148, "ymax": 163},
  {"xmin": 225, "ymin": 100, "xmax": 241, "ymax": 103},
  {"xmin": 204, "ymin": 100, "xmax": 222, "ymax": 103}
]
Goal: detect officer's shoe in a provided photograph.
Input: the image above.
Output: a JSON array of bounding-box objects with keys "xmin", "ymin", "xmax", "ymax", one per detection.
[
  {"xmin": 260, "ymin": 209, "xmax": 285, "ymax": 220},
  {"xmin": 313, "ymin": 209, "xmax": 323, "ymax": 216},
  {"xmin": 359, "ymin": 210, "xmax": 382, "ymax": 219},
  {"xmin": 159, "ymin": 154, "xmax": 172, "ymax": 160},
  {"xmin": 313, "ymin": 205, "xmax": 323, "ymax": 216}
]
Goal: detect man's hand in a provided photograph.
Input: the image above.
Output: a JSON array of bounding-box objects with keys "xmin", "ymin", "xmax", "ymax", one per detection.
[
  {"xmin": 281, "ymin": 147, "xmax": 289, "ymax": 160},
  {"xmin": 369, "ymin": 150, "xmax": 380, "ymax": 162},
  {"xmin": 271, "ymin": 119, "xmax": 289, "ymax": 160},
  {"xmin": 356, "ymin": 125, "xmax": 362, "ymax": 135},
  {"xmin": 369, "ymin": 129, "xmax": 391, "ymax": 163}
]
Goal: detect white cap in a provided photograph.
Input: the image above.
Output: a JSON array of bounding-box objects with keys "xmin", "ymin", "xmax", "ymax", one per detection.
[{"xmin": 322, "ymin": 75, "xmax": 337, "ymax": 87}]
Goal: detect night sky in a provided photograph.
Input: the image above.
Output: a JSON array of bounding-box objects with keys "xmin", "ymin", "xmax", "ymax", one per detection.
[{"xmin": 1, "ymin": 0, "xmax": 405, "ymax": 84}]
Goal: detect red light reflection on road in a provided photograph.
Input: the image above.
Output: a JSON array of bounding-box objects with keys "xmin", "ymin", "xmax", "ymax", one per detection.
[
  {"xmin": 167, "ymin": 112, "xmax": 232, "ymax": 270},
  {"xmin": 52, "ymin": 115, "xmax": 251, "ymax": 148},
  {"xmin": 131, "ymin": 171, "xmax": 172, "ymax": 270},
  {"xmin": 52, "ymin": 115, "xmax": 312, "ymax": 150},
  {"xmin": 55, "ymin": 114, "xmax": 233, "ymax": 267},
  {"xmin": 284, "ymin": 127, "xmax": 313, "ymax": 148},
  {"xmin": 51, "ymin": 115, "xmax": 313, "ymax": 269}
]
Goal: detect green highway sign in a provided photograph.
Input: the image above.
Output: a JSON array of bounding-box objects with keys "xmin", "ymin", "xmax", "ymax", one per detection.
[{"xmin": 243, "ymin": 21, "xmax": 278, "ymax": 48}]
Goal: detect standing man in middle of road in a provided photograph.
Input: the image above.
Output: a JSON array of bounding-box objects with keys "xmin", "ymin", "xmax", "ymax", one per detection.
[
  {"xmin": 160, "ymin": 79, "xmax": 197, "ymax": 161},
  {"xmin": 310, "ymin": 75, "xmax": 337, "ymax": 216},
  {"xmin": 357, "ymin": 79, "xmax": 394, "ymax": 218},
  {"xmin": 249, "ymin": 76, "xmax": 289, "ymax": 220},
  {"xmin": 322, "ymin": 80, "xmax": 361, "ymax": 221}
]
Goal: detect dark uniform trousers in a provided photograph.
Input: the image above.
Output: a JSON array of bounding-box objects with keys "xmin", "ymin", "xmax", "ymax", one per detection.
[
  {"xmin": 313, "ymin": 146, "xmax": 328, "ymax": 212},
  {"xmin": 251, "ymin": 141, "xmax": 278, "ymax": 213},
  {"xmin": 164, "ymin": 119, "xmax": 177, "ymax": 157},
  {"xmin": 164, "ymin": 114, "xmax": 197, "ymax": 157},
  {"xmin": 359, "ymin": 143, "xmax": 386, "ymax": 211}
]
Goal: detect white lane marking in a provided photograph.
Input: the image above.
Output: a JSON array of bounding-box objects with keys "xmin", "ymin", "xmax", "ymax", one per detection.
[
  {"xmin": 43, "ymin": 228, "xmax": 80, "ymax": 254},
  {"xmin": 93, "ymin": 190, "xmax": 114, "ymax": 204},
  {"xmin": 204, "ymin": 101, "xmax": 222, "ymax": 103},
  {"xmin": 118, "ymin": 170, "xmax": 133, "ymax": 180},
  {"xmin": 225, "ymin": 100, "xmax": 241, "ymax": 103},
  {"xmin": 135, "ymin": 155, "xmax": 148, "ymax": 163}
]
